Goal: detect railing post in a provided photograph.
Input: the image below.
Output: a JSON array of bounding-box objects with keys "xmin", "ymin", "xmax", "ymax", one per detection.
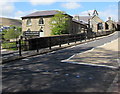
[
  {"xmin": 49, "ymin": 37, "xmax": 51, "ymax": 50},
  {"xmin": 80, "ymin": 34, "xmax": 82, "ymax": 42},
  {"xmin": 59, "ymin": 36, "xmax": 61, "ymax": 47},
  {"xmin": 36, "ymin": 39, "xmax": 39, "ymax": 53},
  {"xmin": 84, "ymin": 29, "xmax": 87, "ymax": 41},
  {"xmin": 18, "ymin": 39, "xmax": 22, "ymax": 56},
  {"xmin": 75, "ymin": 35, "xmax": 76, "ymax": 43},
  {"xmin": 68, "ymin": 35, "xmax": 70, "ymax": 45}
]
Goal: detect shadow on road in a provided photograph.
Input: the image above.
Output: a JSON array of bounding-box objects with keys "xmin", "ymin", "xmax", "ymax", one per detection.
[{"xmin": 2, "ymin": 46, "xmax": 118, "ymax": 93}]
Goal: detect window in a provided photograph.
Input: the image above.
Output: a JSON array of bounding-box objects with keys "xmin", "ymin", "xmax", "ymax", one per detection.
[
  {"xmin": 97, "ymin": 23, "xmax": 103, "ymax": 30},
  {"xmin": 39, "ymin": 18, "xmax": 44, "ymax": 24},
  {"xmin": 26, "ymin": 19, "xmax": 31, "ymax": 26}
]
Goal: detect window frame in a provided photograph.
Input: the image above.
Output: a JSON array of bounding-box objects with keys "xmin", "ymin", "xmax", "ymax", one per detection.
[
  {"xmin": 97, "ymin": 23, "xmax": 103, "ymax": 30},
  {"xmin": 26, "ymin": 18, "xmax": 32, "ymax": 26},
  {"xmin": 39, "ymin": 17, "xmax": 44, "ymax": 25}
]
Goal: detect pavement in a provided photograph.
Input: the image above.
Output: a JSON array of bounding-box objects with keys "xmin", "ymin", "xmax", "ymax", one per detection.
[
  {"xmin": 2, "ymin": 31, "xmax": 120, "ymax": 93},
  {"xmin": 62, "ymin": 38, "xmax": 119, "ymax": 69}
]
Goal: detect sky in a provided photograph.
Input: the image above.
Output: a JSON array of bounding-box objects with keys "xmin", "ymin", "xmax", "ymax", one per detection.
[{"xmin": 0, "ymin": 0, "xmax": 119, "ymax": 22}]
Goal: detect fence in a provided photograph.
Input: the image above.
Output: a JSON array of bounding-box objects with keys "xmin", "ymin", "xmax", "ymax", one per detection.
[
  {"xmin": 2, "ymin": 30, "xmax": 114, "ymax": 56},
  {"xmin": 28, "ymin": 33, "xmax": 86, "ymax": 50},
  {"xmin": 23, "ymin": 30, "xmax": 114, "ymax": 51}
]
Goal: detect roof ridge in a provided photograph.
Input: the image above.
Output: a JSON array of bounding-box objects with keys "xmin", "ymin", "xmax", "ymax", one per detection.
[{"xmin": 35, "ymin": 10, "xmax": 59, "ymax": 12}]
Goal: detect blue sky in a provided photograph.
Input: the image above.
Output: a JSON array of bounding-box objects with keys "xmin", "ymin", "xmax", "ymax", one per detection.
[{"xmin": 0, "ymin": 1, "xmax": 119, "ymax": 21}]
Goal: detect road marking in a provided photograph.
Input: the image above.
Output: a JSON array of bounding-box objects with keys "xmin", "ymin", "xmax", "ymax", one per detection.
[
  {"xmin": 61, "ymin": 60, "xmax": 118, "ymax": 69},
  {"xmin": 22, "ymin": 58, "xmax": 29, "ymax": 61}
]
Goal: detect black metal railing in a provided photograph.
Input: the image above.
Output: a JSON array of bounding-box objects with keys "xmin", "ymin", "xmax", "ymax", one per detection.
[{"xmin": 2, "ymin": 30, "xmax": 114, "ymax": 57}]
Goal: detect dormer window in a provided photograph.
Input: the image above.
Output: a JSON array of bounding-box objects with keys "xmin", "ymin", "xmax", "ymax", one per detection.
[
  {"xmin": 26, "ymin": 18, "xmax": 32, "ymax": 26},
  {"xmin": 39, "ymin": 18, "xmax": 44, "ymax": 24}
]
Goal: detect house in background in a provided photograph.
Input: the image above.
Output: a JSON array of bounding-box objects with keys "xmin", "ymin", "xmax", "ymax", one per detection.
[
  {"xmin": 73, "ymin": 10, "xmax": 106, "ymax": 32},
  {"xmin": 105, "ymin": 17, "xmax": 117, "ymax": 31},
  {"xmin": 21, "ymin": 10, "xmax": 87, "ymax": 37},
  {"xmin": 72, "ymin": 19, "xmax": 87, "ymax": 34},
  {"xmin": 73, "ymin": 10, "xmax": 117, "ymax": 33}
]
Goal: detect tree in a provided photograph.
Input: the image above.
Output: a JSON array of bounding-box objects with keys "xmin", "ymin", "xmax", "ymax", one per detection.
[
  {"xmin": 50, "ymin": 11, "xmax": 69, "ymax": 35},
  {"xmin": 4, "ymin": 27, "xmax": 22, "ymax": 40}
]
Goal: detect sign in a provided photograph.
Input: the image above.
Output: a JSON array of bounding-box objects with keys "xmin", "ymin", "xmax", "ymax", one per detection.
[{"xmin": 23, "ymin": 31, "xmax": 40, "ymax": 36}]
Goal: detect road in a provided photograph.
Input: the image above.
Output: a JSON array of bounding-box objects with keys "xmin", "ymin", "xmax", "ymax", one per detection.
[{"xmin": 2, "ymin": 31, "xmax": 119, "ymax": 93}]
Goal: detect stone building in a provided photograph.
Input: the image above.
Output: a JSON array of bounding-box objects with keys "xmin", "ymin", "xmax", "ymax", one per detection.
[
  {"xmin": 21, "ymin": 10, "xmax": 87, "ymax": 37},
  {"xmin": 72, "ymin": 19, "xmax": 87, "ymax": 34},
  {"xmin": 73, "ymin": 10, "xmax": 106, "ymax": 32},
  {"xmin": 105, "ymin": 17, "xmax": 117, "ymax": 31}
]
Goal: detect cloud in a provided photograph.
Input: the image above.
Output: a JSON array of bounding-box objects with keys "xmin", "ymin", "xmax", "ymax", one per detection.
[
  {"xmin": 99, "ymin": 5, "xmax": 118, "ymax": 21},
  {"xmin": 28, "ymin": 0, "xmax": 119, "ymax": 2},
  {"xmin": 29, "ymin": 0, "xmax": 56, "ymax": 5},
  {"xmin": 79, "ymin": 10, "xmax": 94, "ymax": 16},
  {"xmin": 14, "ymin": 9, "xmax": 38, "ymax": 19},
  {"xmin": 61, "ymin": 2, "xmax": 81, "ymax": 9},
  {"xmin": 0, "ymin": 0, "xmax": 15, "ymax": 17},
  {"xmin": 99, "ymin": 11, "xmax": 118, "ymax": 21}
]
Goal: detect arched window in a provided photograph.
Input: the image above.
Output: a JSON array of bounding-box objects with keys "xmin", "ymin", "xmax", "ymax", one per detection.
[
  {"xmin": 26, "ymin": 19, "xmax": 31, "ymax": 26},
  {"xmin": 39, "ymin": 18, "xmax": 44, "ymax": 24}
]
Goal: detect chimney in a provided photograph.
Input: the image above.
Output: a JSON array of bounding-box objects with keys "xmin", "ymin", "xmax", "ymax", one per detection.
[{"xmin": 108, "ymin": 17, "xmax": 111, "ymax": 20}]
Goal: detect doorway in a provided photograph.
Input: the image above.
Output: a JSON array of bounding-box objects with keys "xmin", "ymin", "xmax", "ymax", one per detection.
[{"xmin": 39, "ymin": 30, "xmax": 44, "ymax": 37}]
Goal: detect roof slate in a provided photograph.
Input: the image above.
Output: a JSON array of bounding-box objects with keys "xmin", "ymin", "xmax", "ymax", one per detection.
[
  {"xmin": 78, "ymin": 16, "xmax": 92, "ymax": 23},
  {"xmin": 22, "ymin": 10, "xmax": 72, "ymax": 18}
]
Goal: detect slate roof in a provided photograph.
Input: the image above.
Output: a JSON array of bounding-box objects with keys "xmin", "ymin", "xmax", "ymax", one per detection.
[
  {"xmin": 72, "ymin": 19, "xmax": 87, "ymax": 25},
  {"xmin": 22, "ymin": 10, "xmax": 72, "ymax": 18},
  {"xmin": 78, "ymin": 16, "xmax": 92, "ymax": 23},
  {"xmin": 73, "ymin": 16, "xmax": 93, "ymax": 24}
]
